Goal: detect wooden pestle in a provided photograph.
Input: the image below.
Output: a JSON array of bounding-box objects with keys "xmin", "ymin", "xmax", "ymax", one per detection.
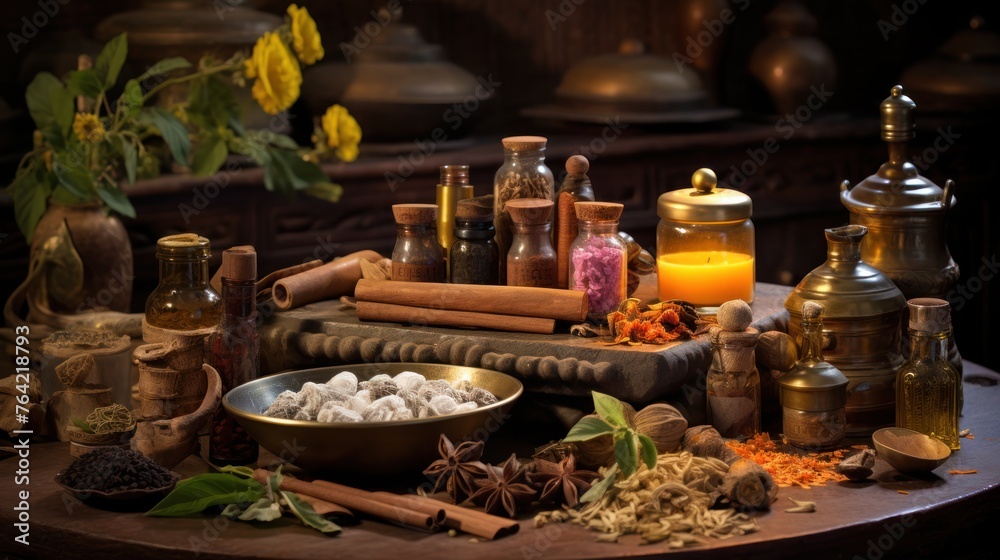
[{"xmin": 272, "ymin": 250, "xmax": 382, "ymax": 310}]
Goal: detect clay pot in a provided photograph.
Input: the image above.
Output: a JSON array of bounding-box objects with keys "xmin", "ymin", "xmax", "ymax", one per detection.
[{"xmin": 29, "ymin": 202, "xmax": 133, "ymax": 316}]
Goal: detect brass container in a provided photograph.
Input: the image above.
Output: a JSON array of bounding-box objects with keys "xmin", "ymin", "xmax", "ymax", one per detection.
[
  {"xmin": 436, "ymin": 165, "xmax": 474, "ymax": 278},
  {"xmin": 785, "ymin": 225, "xmax": 906, "ymax": 436},
  {"xmin": 840, "ymin": 85, "xmax": 961, "ymax": 373}
]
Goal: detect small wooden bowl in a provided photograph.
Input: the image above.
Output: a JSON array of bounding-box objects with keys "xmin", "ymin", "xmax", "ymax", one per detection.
[
  {"xmin": 66, "ymin": 425, "xmax": 136, "ymax": 446},
  {"xmin": 872, "ymin": 427, "xmax": 951, "ymax": 473},
  {"xmin": 54, "ymin": 471, "xmax": 180, "ymax": 502}
]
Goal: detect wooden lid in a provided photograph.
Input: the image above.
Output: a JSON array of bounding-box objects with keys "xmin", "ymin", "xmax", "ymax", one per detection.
[
  {"xmin": 566, "ymin": 155, "xmax": 589, "ymax": 174},
  {"xmin": 392, "ymin": 203, "xmax": 438, "ymax": 225},
  {"xmin": 221, "ymin": 247, "xmax": 257, "ymax": 281},
  {"xmin": 506, "ymin": 198, "xmax": 554, "ymax": 225},
  {"xmin": 574, "ymin": 201, "xmax": 623, "ymax": 222},
  {"xmin": 456, "ymin": 195, "xmax": 494, "ymax": 221},
  {"xmin": 502, "ymin": 135, "xmax": 548, "ymax": 151}
]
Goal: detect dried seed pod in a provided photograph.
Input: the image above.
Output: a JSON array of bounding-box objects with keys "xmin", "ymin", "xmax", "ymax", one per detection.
[
  {"xmin": 835, "ymin": 448, "xmax": 876, "ymax": 481},
  {"xmin": 633, "ymin": 403, "xmax": 688, "ymax": 453},
  {"xmin": 757, "ymin": 331, "xmax": 799, "ymax": 372},
  {"xmin": 717, "ymin": 299, "xmax": 753, "ymax": 332},
  {"xmin": 56, "ymin": 353, "xmax": 97, "ymax": 388}
]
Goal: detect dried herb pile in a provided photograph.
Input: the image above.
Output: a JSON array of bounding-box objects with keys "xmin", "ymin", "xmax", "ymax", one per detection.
[
  {"xmin": 60, "ymin": 447, "xmax": 172, "ymax": 492},
  {"xmin": 726, "ymin": 433, "xmax": 851, "ymax": 488}
]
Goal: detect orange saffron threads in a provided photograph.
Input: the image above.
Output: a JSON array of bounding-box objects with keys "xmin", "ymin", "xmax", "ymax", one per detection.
[{"xmin": 726, "ymin": 433, "xmax": 848, "ymax": 488}]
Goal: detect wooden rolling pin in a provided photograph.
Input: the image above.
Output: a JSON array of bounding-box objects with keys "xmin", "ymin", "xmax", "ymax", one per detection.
[
  {"xmin": 273, "ymin": 250, "xmax": 382, "ymax": 310},
  {"xmin": 355, "ymin": 279, "xmax": 588, "ymax": 322},
  {"xmin": 356, "ymin": 301, "xmax": 556, "ymax": 334}
]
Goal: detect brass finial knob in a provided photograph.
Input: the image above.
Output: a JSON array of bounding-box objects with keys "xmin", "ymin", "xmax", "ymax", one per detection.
[
  {"xmin": 691, "ymin": 168, "xmax": 717, "ymax": 193},
  {"xmin": 880, "ymin": 85, "xmax": 916, "ymax": 142}
]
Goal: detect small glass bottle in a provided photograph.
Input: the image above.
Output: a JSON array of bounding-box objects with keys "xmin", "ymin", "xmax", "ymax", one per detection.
[
  {"xmin": 896, "ymin": 298, "xmax": 960, "ymax": 451},
  {"xmin": 778, "ymin": 302, "xmax": 849, "ymax": 451},
  {"xmin": 391, "ymin": 204, "xmax": 445, "ymax": 282},
  {"xmin": 706, "ymin": 327, "xmax": 761, "ymax": 439},
  {"xmin": 494, "ymin": 136, "xmax": 555, "ymax": 284},
  {"xmin": 436, "ymin": 165, "xmax": 474, "ymax": 279},
  {"xmin": 451, "ymin": 197, "xmax": 499, "ymax": 285},
  {"xmin": 209, "ymin": 248, "xmax": 259, "ymax": 465},
  {"xmin": 555, "ymin": 155, "xmax": 595, "ymax": 288},
  {"xmin": 144, "ymin": 233, "xmax": 222, "ymax": 330},
  {"xmin": 569, "ymin": 202, "xmax": 627, "ymax": 321},
  {"xmin": 505, "ymin": 198, "xmax": 557, "ymax": 288}
]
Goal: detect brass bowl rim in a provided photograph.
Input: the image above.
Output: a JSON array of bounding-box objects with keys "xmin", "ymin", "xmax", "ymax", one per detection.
[
  {"xmin": 872, "ymin": 427, "xmax": 951, "ymax": 472},
  {"xmin": 223, "ymin": 362, "xmax": 524, "ymax": 429}
]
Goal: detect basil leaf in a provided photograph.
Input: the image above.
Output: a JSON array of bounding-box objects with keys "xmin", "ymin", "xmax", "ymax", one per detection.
[
  {"xmin": 97, "ymin": 185, "xmax": 136, "ymax": 219},
  {"xmin": 580, "ymin": 464, "xmax": 618, "ymax": 504},
  {"xmin": 191, "ymin": 134, "xmax": 228, "ymax": 176},
  {"xmin": 218, "ymin": 465, "xmax": 256, "ymax": 479},
  {"xmin": 136, "ymin": 57, "xmax": 191, "ymax": 83},
  {"xmin": 282, "ymin": 491, "xmax": 341, "ymax": 534},
  {"xmin": 94, "ymin": 32, "xmax": 128, "ymax": 89},
  {"xmin": 72, "ymin": 418, "xmax": 95, "ymax": 434},
  {"xmin": 592, "ymin": 391, "xmax": 627, "ymax": 428},
  {"xmin": 614, "ymin": 432, "xmax": 637, "ymax": 478},
  {"xmin": 146, "ymin": 473, "xmax": 265, "ymax": 517},
  {"xmin": 143, "ymin": 107, "xmax": 190, "ymax": 166},
  {"xmin": 562, "ymin": 416, "xmax": 614, "ymax": 443},
  {"xmin": 237, "ymin": 498, "xmax": 282, "ymax": 522},
  {"xmin": 638, "ymin": 433, "xmax": 658, "ymax": 471},
  {"xmin": 25, "ymin": 72, "xmax": 73, "ymax": 137}
]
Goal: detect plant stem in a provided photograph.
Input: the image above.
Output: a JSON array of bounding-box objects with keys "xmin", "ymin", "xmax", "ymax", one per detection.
[{"xmin": 142, "ymin": 63, "xmax": 239, "ymax": 104}]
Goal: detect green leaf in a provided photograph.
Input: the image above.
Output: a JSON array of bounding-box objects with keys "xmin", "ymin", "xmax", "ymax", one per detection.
[
  {"xmin": 72, "ymin": 418, "xmax": 95, "ymax": 434},
  {"xmin": 25, "ymin": 72, "xmax": 73, "ymax": 137},
  {"xmin": 592, "ymin": 391, "xmax": 627, "ymax": 428},
  {"xmin": 10, "ymin": 163, "xmax": 50, "ymax": 242},
  {"xmin": 282, "ymin": 491, "xmax": 341, "ymax": 534},
  {"xmin": 120, "ymin": 79, "xmax": 143, "ymax": 120},
  {"xmin": 187, "ymin": 75, "xmax": 238, "ymax": 131},
  {"xmin": 263, "ymin": 148, "xmax": 328, "ymax": 197},
  {"xmin": 218, "ymin": 465, "xmax": 256, "ymax": 479},
  {"xmin": 50, "ymin": 185, "xmax": 88, "ymax": 206},
  {"xmin": 136, "ymin": 57, "xmax": 191, "ymax": 83},
  {"xmin": 236, "ymin": 497, "xmax": 282, "ymax": 522},
  {"xmin": 303, "ymin": 182, "xmax": 343, "ymax": 203},
  {"xmin": 146, "ymin": 473, "xmax": 265, "ymax": 517},
  {"xmin": 260, "ymin": 131, "xmax": 299, "ymax": 150},
  {"xmin": 143, "ymin": 107, "xmax": 190, "ymax": 166},
  {"xmin": 191, "ymin": 135, "xmax": 228, "ymax": 176},
  {"xmin": 97, "ymin": 185, "xmax": 136, "ymax": 218},
  {"xmin": 638, "ymin": 434, "xmax": 658, "ymax": 470},
  {"xmin": 52, "ymin": 162, "xmax": 93, "ymax": 199},
  {"xmin": 614, "ymin": 432, "xmax": 638, "ymax": 478},
  {"xmin": 94, "ymin": 32, "xmax": 128, "ymax": 89},
  {"xmin": 118, "ymin": 136, "xmax": 137, "ymax": 185},
  {"xmin": 580, "ymin": 464, "xmax": 618, "ymax": 504},
  {"xmin": 67, "ymin": 69, "xmax": 102, "ymax": 98},
  {"xmin": 562, "ymin": 416, "xmax": 614, "ymax": 443}
]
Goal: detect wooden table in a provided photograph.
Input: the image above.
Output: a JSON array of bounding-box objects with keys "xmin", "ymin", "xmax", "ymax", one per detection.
[{"xmin": 1, "ymin": 362, "xmax": 997, "ymax": 560}]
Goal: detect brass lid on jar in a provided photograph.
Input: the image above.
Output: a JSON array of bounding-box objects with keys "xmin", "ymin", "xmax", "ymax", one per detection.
[
  {"xmin": 879, "ymin": 85, "xmax": 916, "ymax": 142},
  {"xmin": 784, "ymin": 225, "xmax": 906, "ymax": 319},
  {"xmin": 908, "ymin": 297, "xmax": 952, "ymax": 332},
  {"xmin": 156, "ymin": 233, "xmax": 211, "ymax": 261},
  {"xmin": 778, "ymin": 362, "xmax": 849, "ymax": 411},
  {"xmin": 657, "ymin": 168, "xmax": 752, "ymax": 222}
]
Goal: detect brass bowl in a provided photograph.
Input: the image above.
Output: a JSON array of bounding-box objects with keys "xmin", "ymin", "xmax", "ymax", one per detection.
[
  {"xmin": 223, "ymin": 363, "xmax": 523, "ymax": 476},
  {"xmin": 872, "ymin": 427, "xmax": 952, "ymax": 474}
]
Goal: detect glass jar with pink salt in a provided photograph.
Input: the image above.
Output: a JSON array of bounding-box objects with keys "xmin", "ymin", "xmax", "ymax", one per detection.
[{"xmin": 569, "ymin": 202, "xmax": 628, "ymax": 322}]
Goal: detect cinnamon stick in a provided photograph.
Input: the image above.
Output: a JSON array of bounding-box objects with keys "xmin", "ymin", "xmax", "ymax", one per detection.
[
  {"xmin": 356, "ymin": 301, "xmax": 556, "ymax": 334},
  {"xmin": 252, "ymin": 469, "xmax": 434, "ymax": 530},
  {"xmin": 310, "ymin": 480, "xmax": 445, "ymax": 525},
  {"xmin": 355, "ymin": 279, "xmax": 588, "ymax": 322},
  {"xmin": 272, "ymin": 250, "xmax": 382, "ymax": 310}
]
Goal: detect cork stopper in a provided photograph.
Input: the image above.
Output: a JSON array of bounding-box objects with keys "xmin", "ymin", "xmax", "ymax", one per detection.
[
  {"xmin": 908, "ymin": 298, "xmax": 951, "ymax": 332},
  {"xmin": 880, "ymin": 85, "xmax": 916, "ymax": 142},
  {"xmin": 456, "ymin": 195, "xmax": 495, "ymax": 222},
  {"xmin": 392, "ymin": 203, "xmax": 438, "ymax": 225},
  {"xmin": 221, "ymin": 247, "xmax": 257, "ymax": 281},
  {"xmin": 502, "ymin": 135, "xmax": 548, "ymax": 152},
  {"xmin": 440, "ymin": 165, "xmax": 470, "ymax": 186},
  {"xmin": 566, "ymin": 155, "xmax": 589, "ymax": 175},
  {"xmin": 710, "ymin": 326, "xmax": 759, "ymax": 372},
  {"xmin": 506, "ymin": 198, "xmax": 553, "ymax": 225},
  {"xmin": 802, "ymin": 301, "xmax": 824, "ymax": 320},
  {"xmin": 574, "ymin": 201, "xmax": 623, "ymax": 222},
  {"xmin": 717, "ymin": 299, "xmax": 753, "ymax": 331}
]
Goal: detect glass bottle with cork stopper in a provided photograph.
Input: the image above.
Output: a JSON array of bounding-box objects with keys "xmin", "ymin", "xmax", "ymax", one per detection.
[
  {"xmin": 391, "ymin": 203, "xmax": 445, "ymax": 283},
  {"xmin": 706, "ymin": 303, "xmax": 760, "ymax": 439},
  {"xmin": 209, "ymin": 247, "xmax": 259, "ymax": 465},
  {"xmin": 569, "ymin": 201, "xmax": 627, "ymax": 321},
  {"xmin": 896, "ymin": 298, "xmax": 961, "ymax": 451},
  {"xmin": 506, "ymin": 198, "xmax": 557, "ymax": 288},
  {"xmin": 494, "ymin": 136, "xmax": 555, "ymax": 284},
  {"xmin": 436, "ymin": 164, "xmax": 474, "ymax": 279},
  {"xmin": 555, "ymin": 155, "xmax": 595, "ymax": 288},
  {"xmin": 656, "ymin": 168, "xmax": 754, "ymax": 314},
  {"xmin": 451, "ymin": 196, "xmax": 499, "ymax": 285},
  {"xmin": 144, "ymin": 233, "xmax": 222, "ymax": 331},
  {"xmin": 778, "ymin": 301, "xmax": 849, "ymax": 450}
]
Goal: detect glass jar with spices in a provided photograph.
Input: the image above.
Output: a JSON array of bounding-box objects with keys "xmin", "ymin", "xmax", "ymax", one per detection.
[
  {"xmin": 494, "ymin": 136, "xmax": 555, "ymax": 284},
  {"xmin": 391, "ymin": 204, "xmax": 445, "ymax": 283},
  {"xmin": 706, "ymin": 327, "xmax": 761, "ymax": 439},
  {"xmin": 656, "ymin": 168, "xmax": 754, "ymax": 312},
  {"xmin": 778, "ymin": 302, "xmax": 849, "ymax": 451},
  {"xmin": 506, "ymin": 198, "xmax": 557, "ymax": 288},
  {"xmin": 144, "ymin": 233, "xmax": 222, "ymax": 330},
  {"xmin": 896, "ymin": 298, "xmax": 960, "ymax": 450},
  {"xmin": 569, "ymin": 201, "xmax": 627, "ymax": 321},
  {"xmin": 436, "ymin": 165, "xmax": 474, "ymax": 279},
  {"xmin": 451, "ymin": 196, "xmax": 499, "ymax": 285}
]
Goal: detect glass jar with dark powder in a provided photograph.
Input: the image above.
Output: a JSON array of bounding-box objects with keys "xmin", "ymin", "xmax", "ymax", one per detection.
[
  {"xmin": 506, "ymin": 198, "xmax": 557, "ymax": 288},
  {"xmin": 451, "ymin": 196, "xmax": 499, "ymax": 285}
]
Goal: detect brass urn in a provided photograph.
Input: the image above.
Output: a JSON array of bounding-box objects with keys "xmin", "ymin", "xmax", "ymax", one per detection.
[
  {"xmin": 785, "ymin": 225, "xmax": 906, "ymax": 436},
  {"xmin": 840, "ymin": 85, "xmax": 961, "ymax": 373}
]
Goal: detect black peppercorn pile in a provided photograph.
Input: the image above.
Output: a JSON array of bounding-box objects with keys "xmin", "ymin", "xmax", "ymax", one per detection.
[{"xmin": 60, "ymin": 447, "xmax": 173, "ymax": 492}]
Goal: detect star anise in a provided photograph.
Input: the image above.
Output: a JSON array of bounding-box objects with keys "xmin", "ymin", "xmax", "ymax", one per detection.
[
  {"xmin": 529, "ymin": 454, "xmax": 600, "ymax": 507},
  {"xmin": 470, "ymin": 454, "xmax": 537, "ymax": 517},
  {"xmin": 422, "ymin": 434, "xmax": 488, "ymax": 503}
]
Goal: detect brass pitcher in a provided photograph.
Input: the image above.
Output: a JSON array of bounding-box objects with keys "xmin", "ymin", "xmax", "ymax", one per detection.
[
  {"xmin": 785, "ymin": 225, "xmax": 906, "ymax": 436},
  {"xmin": 840, "ymin": 85, "xmax": 961, "ymax": 374}
]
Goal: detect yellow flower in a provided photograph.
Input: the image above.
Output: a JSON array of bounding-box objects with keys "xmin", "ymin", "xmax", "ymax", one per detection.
[
  {"xmin": 321, "ymin": 104, "xmax": 362, "ymax": 162},
  {"xmin": 245, "ymin": 31, "xmax": 302, "ymax": 115},
  {"xmin": 72, "ymin": 113, "xmax": 105, "ymax": 144},
  {"xmin": 287, "ymin": 4, "xmax": 324, "ymax": 65}
]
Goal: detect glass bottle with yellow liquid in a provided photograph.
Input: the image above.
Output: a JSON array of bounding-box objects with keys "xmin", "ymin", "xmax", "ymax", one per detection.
[
  {"xmin": 896, "ymin": 298, "xmax": 960, "ymax": 451},
  {"xmin": 144, "ymin": 234, "xmax": 222, "ymax": 330},
  {"xmin": 656, "ymin": 168, "xmax": 754, "ymax": 313}
]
